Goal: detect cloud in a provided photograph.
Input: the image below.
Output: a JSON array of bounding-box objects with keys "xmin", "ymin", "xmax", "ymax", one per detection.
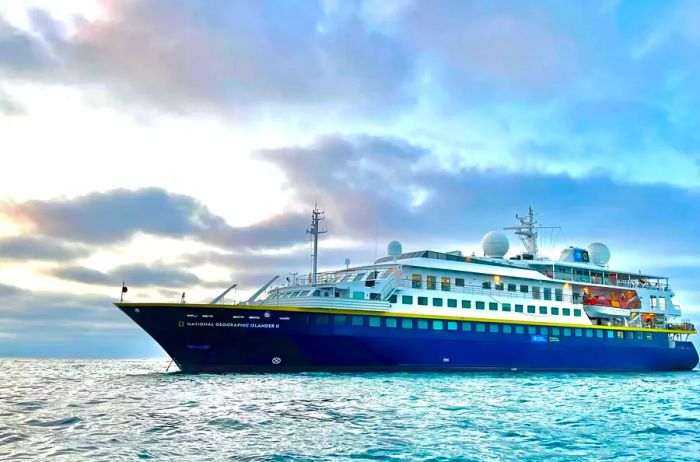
[
  {"xmin": 1, "ymin": 188, "xmax": 308, "ymax": 250},
  {"xmin": 0, "ymin": 87, "xmax": 26, "ymax": 116},
  {"xmin": 0, "ymin": 236, "xmax": 90, "ymax": 261},
  {"xmin": 0, "ymin": 1, "xmax": 413, "ymax": 116}
]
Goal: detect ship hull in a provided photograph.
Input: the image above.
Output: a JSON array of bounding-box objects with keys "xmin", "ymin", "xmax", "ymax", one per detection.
[{"xmin": 117, "ymin": 303, "xmax": 699, "ymax": 373}]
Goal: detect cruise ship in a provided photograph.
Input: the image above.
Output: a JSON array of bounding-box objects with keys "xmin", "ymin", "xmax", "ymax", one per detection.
[{"xmin": 116, "ymin": 207, "xmax": 698, "ymax": 372}]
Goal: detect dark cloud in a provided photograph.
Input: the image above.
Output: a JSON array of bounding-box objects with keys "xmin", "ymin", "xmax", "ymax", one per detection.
[
  {"xmin": 1, "ymin": 188, "xmax": 307, "ymax": 250},
  {"xmin": 0, "ymin": 236, "xmax": 90, "ymax": 261}
]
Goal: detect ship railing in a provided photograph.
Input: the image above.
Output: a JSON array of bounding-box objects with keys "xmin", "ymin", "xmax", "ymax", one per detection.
[
  {"xmin": 395, "ymin": 279, "xmax": 577, "ymax": 303},
  {"xmin": 284, "ymin": 266, "xmax": 401, "ymax": 287}
]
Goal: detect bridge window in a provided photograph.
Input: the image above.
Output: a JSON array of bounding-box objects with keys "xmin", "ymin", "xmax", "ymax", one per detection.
[
  {"xmin": 441, "ymin": 277, "xmax": 451, "ymax": 291},
  {"xmin": 353, "ymin": 273, "xmax": 366, "ymax": 282},
  {"xmin": 411, "ymin": 274, "xmax": 422, "ymax": 289}
]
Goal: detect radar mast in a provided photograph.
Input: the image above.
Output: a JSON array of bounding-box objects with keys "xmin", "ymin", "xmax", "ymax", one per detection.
[
  {"xmin": 306, "ymin": 204, "xmax": 326, "ymax": 284},
  {"xmin": 503, "ymin": 206, "xmax": 559, "ymax": 258}
]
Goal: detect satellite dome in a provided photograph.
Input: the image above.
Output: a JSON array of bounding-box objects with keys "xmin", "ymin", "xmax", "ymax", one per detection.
[
  {"xmin": 481, "ymin": 231, "xmax": 509, "ymax": 258},
  {"xmin": 387, "ymin": 240, "xmax": 403, "ymax": 256},
  {"xmin": 587, "ymin": 242, "xmax": 610, "ymax": 266}
]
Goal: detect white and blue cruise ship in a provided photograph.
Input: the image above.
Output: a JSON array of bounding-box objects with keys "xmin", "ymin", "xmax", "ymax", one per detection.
[{"xmin": 117, "ymin": 207, "xmax": 698, "ymax": 372}]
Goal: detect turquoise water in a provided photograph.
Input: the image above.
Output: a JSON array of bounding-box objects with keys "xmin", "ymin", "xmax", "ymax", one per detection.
[{"xmin": 1, "ymin": 359, "xmax": 699, "ymax": 461}]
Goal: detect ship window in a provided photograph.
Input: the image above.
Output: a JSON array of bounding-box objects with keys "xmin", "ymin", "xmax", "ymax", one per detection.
[
  {"xmin": 462, "ymin": 300, "xmax": 471, "ymax": 309},
  {"xmin": 645, "ymin": 333, "xmax": 653, "ymax": 340},
  {"xmin": 635, "ymin": 332, "xmax": 644, "ymax": 340},
  {"xmin": 625, "ymin": 331, "xmax": 634, "ymax": 339},
  {"xmin": 402, "ymin": 295, "xmax": 413, "ymax": 305},
  {"xmin": 495, "ymin": 282, "xmax": 504, "ymax": 291},
  {"xmin": 401, "ymin": 319, "xmax": 413, "ymax": 329},
  {"xmin": 515, "ymin": 304, "xmax": 524, "ymax": 313},
  {"xmin": 476, "ymin": 323, "xmax": 486, "ymax": 332},
  {"xmin": 369, "ymin": 293, "xmax": 381, "ymax": 301},
  {"xmin": 312, "ymin": 290, "xmax": 320, "ymax": 296},
  {"xmin": 573, "ymin": 309, "xmax": 582, "ymax": 317},
  {"xmin": 532, "ymin": 286, "xmax": 541, "ymax": 299},
  {"xmin": 543, "ymin": 288, "xmax": 552, "ymax": 300},
  {"xmin": 482, "ymin": 281, "xmax": 491, "ymax": 290},
  {"xmin": 606, "ymin": 331, "xmax": 614, "ymax": 338},
  {"xmin": 462, "ymin": 322, "xmax": 472, "ymax": 332},
  {"xmin": 368, "ymin": 317, "xmax": 380, "ymax": 327},
  {"xmin": 515, "ymin": 325, "xmax": 525, "ymax": 334},
  {"xmin": 441, "ymin": 277, "xmax": 451, "ymax": 291},
  {"xmin": 575, "ymin": 329, "xmax": 583, "ymax": 337},
  {"xmin": 616, "ymin": 331, "xmax": 624, "ymax": 339},
  {"xmin": 527, "ymin": 305, "xmax": 536, "ymax": 314},
  {"xmin": 555, "ymin": 288, "xmax": 563, "ymax": 302},
  {"xmin": 427, "ymin": 276, "xmax": 436, "ymax": 290},
  {"xmin": 540, "ymin": 327, "xmax": 548, "ymax": 335},
  {"xmin": 502, "ymin": 303, "xmax": 511, "ymax": 312},
  {"xmin": 562, "ymin": 308, "xmax": 571, "ymax": 316},
  {"xmin": 386, "ymin": 318, "xmax": 397, "ymax": 328},
  {"xmin": 334, "ymin": 315, "xmax": 346, "ymax": 325},
  {"xmin": 389, "ymin": 294, "xmax": 397, "ymax": 303},
  {"xmin": 528, "ymin": 326, "xmax": 537, "ymax": 334},
  {"xmin": 417, "ymin": 320, "xmax": 429, "ymax": 329},
  {"xmin": 432, "ymin": 298, "xmax": 443, "ymax": 307},
  {"xmin": 349, "ymin": 316, "xmax": 363, "ymax": 326},
  {"xmin": 659, "ymin": 297, "xmax": 666, "ymax": 309},
  {"xmin": 353, "ymin": 273, "xmax": 366, "ymax": 281},
  {"xmin": 489, "ymin": 302, "xmax": 498, "ymax": 311},
  {"xmin": 455, "ymin": 278, "xmax": 465, "ymax": 287},
  {"xmin": 315, "ymin": 315, "xmax": 329, "ymax": 325},
  {"xmin": 503, "ymin": 325, "xmax": 512, "ymax": 334},
  {"xmin": 596, "ymin": 330, "xmax": 604, "ymax": 338},
  {"xmin": 563, "ymin": 328, "xmax": 572, "ymax": 336},
  {"xmin": 352, "ymin": 291, "xmax": 364, "ymax": 300},
  {"xmin": 447, "ymin": 321, "xmax": 458, "ymax": 331},
  {"xmin": 476, "ymin": 301, "xmax": 485, "ymax": 310},
  {"xmin": 448, "ymin": 299, "xmax": 457, "ymax": 308},
  {"xmin": 650, "ymin": 295, "xmax": 657, "ymax": 308},
  {"xmin": 552, "ymin": 327, "xmax": 560, "ymax": 336},
  {"xmin": 551, "ymin": 307, "xmax": 559, "ymax": 315},
  {"xmin": 489, "ymin": 324, "xmax": 499, "ymax": 333},
  {"xmin": 508, "ymin": 283, "xmax": 517, "ymax": 292},
  {"xmin": 412, "ymin": 274, "xmax": 422, "ymax": 289},
  {"xmin": 586, "ymin": 329, "xmax": 593, "ymax": 338},
  {"xmin": 418, "ymin": 297, "xmax": 428, "ymax": 306},
  {"xmin": 433, "ymin": 320, "xmax": 444, "ymax": 330},
  {"xmin": 520, "ymin": 285, "xmax": 529, "ymax": 293},
  {"xmin": 539, "ymin": 306, "xmax": 548, "ymax": 315}
]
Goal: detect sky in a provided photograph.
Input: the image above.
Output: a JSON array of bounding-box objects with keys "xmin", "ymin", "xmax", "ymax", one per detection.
[{"xmin": 1, "ymin": 0, "xmax": 700, "ymax": 357}]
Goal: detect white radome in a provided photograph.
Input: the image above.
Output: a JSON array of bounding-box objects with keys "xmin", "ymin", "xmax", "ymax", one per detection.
[
  {"xmin": 387, "ymin": 240, "xmax": 403, "ymax": 256},
  {"xmin": 587, "ymin": 242, "xmax": 610, "ymax": 266},
  {"xmin": 482, "ymin": 231, "xmax": 509, "ymax": 258}
]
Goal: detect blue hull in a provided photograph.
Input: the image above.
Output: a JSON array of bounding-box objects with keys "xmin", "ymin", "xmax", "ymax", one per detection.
[{"xmin": 117, "ymin": 304, "xmax": 699, "ymax": 373}]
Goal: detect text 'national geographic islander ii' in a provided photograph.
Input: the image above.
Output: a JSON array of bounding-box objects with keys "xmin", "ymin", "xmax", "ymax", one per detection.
[{"xmin": 117, "ymin": 207, "xmax": 698, "ymax": 372}]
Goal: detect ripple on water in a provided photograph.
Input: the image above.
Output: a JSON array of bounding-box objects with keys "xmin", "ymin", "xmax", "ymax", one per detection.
[{"xmin": 24, "ymin": 417, "xmax": 81, "ymax": 428}]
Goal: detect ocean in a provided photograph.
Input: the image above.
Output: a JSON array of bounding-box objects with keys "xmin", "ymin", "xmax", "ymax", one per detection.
[{"xmin": 1, "ymin": 359, "xmax": 699, "ymax": 461}]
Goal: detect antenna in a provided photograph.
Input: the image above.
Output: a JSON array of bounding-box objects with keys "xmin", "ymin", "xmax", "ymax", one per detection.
[
  {"xmin": 503, "ymin": 206, "xmax": 560, "ymax": 258},
  {"xmin": 306, "ymin": 204, "xmax": 326, "ymax": 284}
]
